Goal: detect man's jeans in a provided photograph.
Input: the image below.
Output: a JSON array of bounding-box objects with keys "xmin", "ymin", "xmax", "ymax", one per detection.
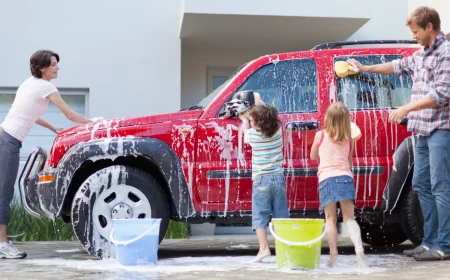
[{"xmin": 412, "ymin": 129, "xmax": 450, "ymax": 253}]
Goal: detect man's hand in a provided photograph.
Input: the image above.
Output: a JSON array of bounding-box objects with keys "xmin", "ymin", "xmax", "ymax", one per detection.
[
  {"xmin": 389, "ymin": 106, "xmax": 410, "ymax": 123},
  {"xmin": 346, "ymin": 59, "xmax": 367, "ymax": 72}
]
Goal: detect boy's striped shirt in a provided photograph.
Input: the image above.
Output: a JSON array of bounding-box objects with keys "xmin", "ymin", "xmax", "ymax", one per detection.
[{"xmin": 244, "ymin": 128, "xmax": 283, "ymax": 180}]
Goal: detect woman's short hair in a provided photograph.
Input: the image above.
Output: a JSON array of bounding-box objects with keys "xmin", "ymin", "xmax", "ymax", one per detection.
[
  {"xmin": 30, "ymin": 50, "xmax": 60, "ymax": 78},
  {"xmin": 249, "ymin": 104, "xmax": 280, "ymax": 138}
]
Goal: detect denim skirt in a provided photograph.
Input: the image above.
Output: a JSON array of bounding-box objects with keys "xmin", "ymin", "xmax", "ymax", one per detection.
[{"xmin": 318, "ymin": 175, "xmax": 355, "ymax": 208}]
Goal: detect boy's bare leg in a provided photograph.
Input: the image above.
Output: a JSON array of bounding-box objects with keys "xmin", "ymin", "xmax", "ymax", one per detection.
[
  {"xmin": 324, "ymin": 203, "xmax": 338, "ymax": 267},
  {"xmin": 340, "ymin": 200, "xmax": 368, "ymax": 268},
  {"xmin": 255, "ymin": 228, "xmax": 271, "ymax": 261}
]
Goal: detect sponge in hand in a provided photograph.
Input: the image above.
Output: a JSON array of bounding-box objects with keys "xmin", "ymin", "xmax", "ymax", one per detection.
[{"xmin": 335, "ymin": 61, "xmax": 359, "ymax": 78}]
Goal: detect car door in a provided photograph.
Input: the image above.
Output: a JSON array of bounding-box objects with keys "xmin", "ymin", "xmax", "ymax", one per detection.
[
  {"xmin": 234, "ymin": 55, "xmax": 325, "ymax": 211},
  {"xmin": 196, "ymin": 52, "xmax": 325, "ymax": 215},
  {"xmin": 323, "ymin": 49, "xmax": 414, "ymax": 209}
]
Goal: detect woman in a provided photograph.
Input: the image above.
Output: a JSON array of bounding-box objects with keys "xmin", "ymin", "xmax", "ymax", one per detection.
[{"xmin": 0, "ymin": 50, "xmax": 91, "ymax": 259}]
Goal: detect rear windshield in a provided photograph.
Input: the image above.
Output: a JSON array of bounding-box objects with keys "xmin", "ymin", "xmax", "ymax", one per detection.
[{"xmin": 335, "ymin": 55, "xmax": 412, "ymax": 110}]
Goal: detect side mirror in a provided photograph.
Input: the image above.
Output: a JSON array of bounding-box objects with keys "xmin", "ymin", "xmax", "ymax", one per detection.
[
  {"xmin": 217, "ymin": 90, "xmax": 263, "ymax": 118},
  {"xmin": 218, "ymin": 90, "xmax": 255, "ymax": 118},
  {"xmin": 232, "ymin": 90, "xmax": 256, "ymax": 107}
]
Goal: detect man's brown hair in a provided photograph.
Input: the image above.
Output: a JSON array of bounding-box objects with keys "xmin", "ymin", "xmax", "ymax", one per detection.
[
  {"xmin": 406, "ymin": 6, "xmax": 441, "ymax": 31},
  {"xmin": 249, "ymin": 104, "xmax": 280, "ymax": 138},
  {"xmin": 30, "ymin": 50, "xmax": 60, "ymax": 78}
]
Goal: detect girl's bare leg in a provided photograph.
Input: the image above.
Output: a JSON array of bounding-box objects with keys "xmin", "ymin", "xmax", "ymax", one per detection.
[
  {"xmin": 324, "ymin": 203, "xmax": 338, "ymax": 267},
  {"xmin": 340, "ymin": 200, "xmax": 368, "ymax": 268}
]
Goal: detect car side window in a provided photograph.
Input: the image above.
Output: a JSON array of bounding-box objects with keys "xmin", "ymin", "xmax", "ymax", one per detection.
[
  {"xmin": 236, "ymin": 59, "xmax": 317, "ymax": 113},
  {"xmin": 335, "ymin": 55, "xmax": 412, "ymax": 110}
]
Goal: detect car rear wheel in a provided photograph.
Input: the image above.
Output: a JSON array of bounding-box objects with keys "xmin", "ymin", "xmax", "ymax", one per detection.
[
  {"xmin": 71, "ymin": 165, "xmax": 170, "ymax": 258},
  {"xmin": 399, "ymin": 187, "xmax": 424, "ymax": 246},
  {"xmin": 359, "ymin": 219, "xmax": 407, "ymax": 247}
]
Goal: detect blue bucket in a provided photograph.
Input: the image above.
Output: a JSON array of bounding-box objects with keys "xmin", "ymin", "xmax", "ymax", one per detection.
[{"xmin": 110, "ymin": 218, "xmax": 161, "ymax": 266}]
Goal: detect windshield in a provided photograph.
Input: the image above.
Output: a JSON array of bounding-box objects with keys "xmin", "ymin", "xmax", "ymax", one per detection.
[
  {"xmin": 196, "ymin": 80, "xmax": 229, "ymax": 108},
  {"xmin": 194, "ymin": 65, "xmax": 245, "ymax": 109}
]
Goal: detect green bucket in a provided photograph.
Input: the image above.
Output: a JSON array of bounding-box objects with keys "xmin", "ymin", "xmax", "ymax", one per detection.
[{"xmin": 269, "ymin": 218, "xmax": 326, "ymax": 270}]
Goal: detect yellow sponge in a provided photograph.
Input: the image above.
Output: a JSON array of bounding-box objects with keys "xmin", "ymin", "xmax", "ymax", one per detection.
[{"xmin": 335, "ymin": 61, "xmax": 359, "ymax": 78}]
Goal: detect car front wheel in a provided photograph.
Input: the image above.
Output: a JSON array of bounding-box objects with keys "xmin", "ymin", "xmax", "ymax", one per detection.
[{"xmin": 71, "ymin": 165, "xmax": 170, "ymax": 258}]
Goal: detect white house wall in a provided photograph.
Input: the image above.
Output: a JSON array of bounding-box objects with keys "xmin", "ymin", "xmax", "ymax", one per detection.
[
  {"xmin": 0, "ymin": 0, "xmax": 182, "ymax": 120},
  {"xmin": 347, "ymin": 0, "xmax": 411, "ymax": 41},
  {"xmin": 183, "ymin": 0, "xmax": 371, "ymax": 18},
  {"xmin": 181, "ymin": 46, "xmax": 271, "ymax": 109},
  {"xmin": 182, "ymin": 0, "xmax": 412, "ymax": 107},
  {"xmin": 1, "ymin": 0, "xmax": 439, "ymax": 120}
]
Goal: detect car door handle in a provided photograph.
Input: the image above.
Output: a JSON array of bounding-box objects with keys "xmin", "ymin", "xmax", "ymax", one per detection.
[
  {"xmin": 285, "ymin": 121, "xmax": 319, "ymax": 131},
  {"xmin": 399, "ymin": 117, "xmax": 408, "ymax": 125}
]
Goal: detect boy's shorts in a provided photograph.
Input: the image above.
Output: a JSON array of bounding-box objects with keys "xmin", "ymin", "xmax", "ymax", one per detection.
[{"xmin": 252, "ymin": 174, "xmax": 289, "ymax": 230}]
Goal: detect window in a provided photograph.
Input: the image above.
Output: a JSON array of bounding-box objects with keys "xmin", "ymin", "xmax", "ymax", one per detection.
[
  {"xmin": 207, "ymin": 67, "xmax": 236, "ymax": 95},
  {"xmin": 213, "ymin": 76, "xmax": 228, "ymax": 90},
  {"xmin": 236, "ymin": 59, "xmax": 317, "ymax": 113},
  {"xmin": 335, "ymin": 56, "xmax": 412, "ymax": 110}
]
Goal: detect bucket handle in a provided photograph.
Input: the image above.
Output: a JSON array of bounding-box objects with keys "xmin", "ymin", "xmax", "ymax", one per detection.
[
  {"xmin": 109, "ymin": 222, "xmax": 159, "ymax": 246},
  {"xmin": 269, "ymin": 222, "xmax": 327, "ymax": 247}
]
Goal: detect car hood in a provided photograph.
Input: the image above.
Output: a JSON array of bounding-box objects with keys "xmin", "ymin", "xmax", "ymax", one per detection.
[{"xmin": 59, "ymin": 110, "xmax": 204, "ymax": 136}]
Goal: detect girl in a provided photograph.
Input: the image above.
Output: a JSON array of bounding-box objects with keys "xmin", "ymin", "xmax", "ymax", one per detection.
[
  {"xmin": 0, "ymin": 50, "xmax": 91, "ymax": 259},
  {"xmin": 240, "ymin": 104, "xmax": 288, "ymax": 262},
  {"xmin": 310, "ymin": 102, "xmax": 368, "ymax": 268}
]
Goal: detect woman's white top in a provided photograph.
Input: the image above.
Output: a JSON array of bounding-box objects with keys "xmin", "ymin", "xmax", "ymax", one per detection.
[{"xmin": 0, "ymin": 77, "xmax": 57, "ymax": 142}]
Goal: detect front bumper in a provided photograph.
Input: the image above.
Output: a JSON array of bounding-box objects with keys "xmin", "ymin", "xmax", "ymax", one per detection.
[{"xmin": 18, "ymin": 147, "xmax": 48, "ymax": 219}]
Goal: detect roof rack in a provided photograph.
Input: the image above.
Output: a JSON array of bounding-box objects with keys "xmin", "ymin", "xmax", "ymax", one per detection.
[{"xmin": 311, "ymin": 40, "xmax": 418, "ymax": 50}]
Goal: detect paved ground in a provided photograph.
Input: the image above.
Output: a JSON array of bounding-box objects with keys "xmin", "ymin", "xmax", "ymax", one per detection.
[{"xmin": 1, "ymin": 236, "xmax": 450, "ymax": 280}]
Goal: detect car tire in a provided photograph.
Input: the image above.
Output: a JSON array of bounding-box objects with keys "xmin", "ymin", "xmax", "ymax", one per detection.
[
  {"xmin": 71, "ymin": 165, "xmax": 170, "ymax": 258},
  {"xmin": 399, "ymin": 187, "xmax": 424, "ymax": 246},
  {"xmin": 359, "ymin": 219, "xmax": 407, "ymax": 247}
]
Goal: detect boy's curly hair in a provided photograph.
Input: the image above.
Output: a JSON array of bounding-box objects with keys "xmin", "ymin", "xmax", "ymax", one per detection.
[{"xmin": 249, "ymin": 104, "xmax": 280, "ymax": 137}]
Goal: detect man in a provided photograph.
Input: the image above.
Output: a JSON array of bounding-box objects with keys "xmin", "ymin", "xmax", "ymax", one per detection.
[{"xmin": 348, "ymin": 6, "xmax": 450, "ymax": 261}]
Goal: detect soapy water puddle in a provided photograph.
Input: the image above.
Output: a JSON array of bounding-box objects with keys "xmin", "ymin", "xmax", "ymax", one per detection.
[
  {"xmin": 55, "ymin": 249, "xmax": 82, "ymax": 253},
  {"xmin": 226, "ymin": 244, "xmax": 257, "ymax": 250},
  {"xmin": 25, "ymin": 253, "xmax": 408, "ymax": 277}
]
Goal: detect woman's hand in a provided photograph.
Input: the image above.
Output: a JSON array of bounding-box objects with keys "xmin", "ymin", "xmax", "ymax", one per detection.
[
  {"xmin": 36, "ymin": 117, "xmax": 64, "ymax": 134},
  {"xmin": 90, "ymin": 117, "xmax": 105, "ymax": 122},
  {"xmin": 51, "ymin": 126, "xmax": 64, "ymax": 134}
]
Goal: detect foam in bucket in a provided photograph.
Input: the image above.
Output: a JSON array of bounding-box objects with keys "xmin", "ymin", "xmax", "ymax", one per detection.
[
  {"xmin": 270, "ymin": 218, "xmax": 325, "ymax": 270},
  {"xmin": 111, "ymin": 218, "xmax": 161, "ymax": 266}
]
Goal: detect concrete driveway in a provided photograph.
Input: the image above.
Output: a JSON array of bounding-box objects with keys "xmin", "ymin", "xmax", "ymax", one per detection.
[{"xmin": 1, "ymin": 236, "xmax": 449, "ymax": 280}]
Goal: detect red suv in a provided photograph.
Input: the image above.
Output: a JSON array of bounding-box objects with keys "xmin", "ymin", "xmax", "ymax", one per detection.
[{"xmin": 20, "ymin": 40, "xmax": 423, "ymax": 258}]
